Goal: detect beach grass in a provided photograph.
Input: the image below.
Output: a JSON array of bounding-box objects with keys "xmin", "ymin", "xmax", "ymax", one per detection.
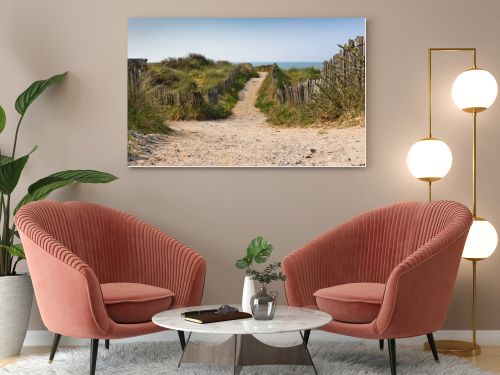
[
  {"xmin": 255, "ymin": 63, "xmax": 364, "ymax": 128},
  {"xmin": 145, "ymin": 54, "xmax": 258, "ymax": 121}
]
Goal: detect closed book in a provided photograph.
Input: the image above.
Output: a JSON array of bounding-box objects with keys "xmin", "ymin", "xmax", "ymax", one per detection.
[
  {"xmin": 181, "ymin": 309, "xmax": 218, "ymax": 317},
  {"xmin": 183, "ymin": 311, "xmax": 252, "ymax": 324}
]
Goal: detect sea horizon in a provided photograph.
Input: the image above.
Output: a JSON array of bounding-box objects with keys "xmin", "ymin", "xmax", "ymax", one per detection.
[{"xmin": 243, "ymin": 61, "xmax": 323, "ymax": 69}]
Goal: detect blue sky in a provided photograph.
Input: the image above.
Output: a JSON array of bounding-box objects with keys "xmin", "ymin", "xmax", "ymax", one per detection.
[{"xmin": 128, "ymin": 18, "xmax": 365, "ymax": 63}]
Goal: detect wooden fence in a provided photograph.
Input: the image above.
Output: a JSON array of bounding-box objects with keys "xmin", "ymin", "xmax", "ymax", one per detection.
[
  {"xmin": 151, "ymin": 87, "xmax": 204, "ymax": 107},
  {"xmin": 322, "ymin": 36, "xmax": 365, "ymax": 86},
  {"xmin": 128, "ymin": 58, "xmax": 148, "ymax": 88},
  {"xmin": 274, "ymin": 36, "xmax": 365, "ymax": 105},
  {"xmin": 276, "ymin": 78, "xmax": 321, "ymax": 105}
]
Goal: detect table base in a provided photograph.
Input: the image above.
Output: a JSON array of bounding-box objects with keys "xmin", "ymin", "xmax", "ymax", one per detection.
[{"xmin": 178, "ymin": 331, "xmax": 317, "ymax": 374}]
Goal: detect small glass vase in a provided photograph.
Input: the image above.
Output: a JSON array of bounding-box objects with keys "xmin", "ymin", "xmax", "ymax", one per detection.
[{"xmin": 250, "ymin": 285, "xmax": 278, "ymax": 320}]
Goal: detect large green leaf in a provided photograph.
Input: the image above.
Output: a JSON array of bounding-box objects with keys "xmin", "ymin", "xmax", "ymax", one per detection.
[
  {"xmin": 0, "ymin": 244, "xmax": 25, "ymax": 260},
  {"xmin": 14, "ymin": 169, "xmax": 117, "ymax": 213},
  {"xmin": 245, "ymin": 237, "xmax": 273, "ymax": 264},
  {"xmin": 235, "ymin": 258, "xmax": 250, "ymax": 269},
  {"xmin": 0, "ymin": 155, "xmax": 13, "ymax": 166},
  {"xmin": 15, "ymin": 72, "xmax": 67, "ymax": 115},
  {"xmin": 16, "ymin": 180, "xmax": 73, "ymax": 212},
  {"xmin": 28, "ymin": 170, "xmax": 117, "ymax": 193},
  {"xmin": 0, "ymin": 105, "xmax": 5, "ymax": 134},
  {"xmin": 0, "ymin": 148, "xmax": 36, "ymax": 194}
]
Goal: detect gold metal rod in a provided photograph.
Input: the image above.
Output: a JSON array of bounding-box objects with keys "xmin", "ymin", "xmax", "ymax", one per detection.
[
  {"xmin": 473, "ymin": 111, "xmax": 477, "ymax": 217},
  {"xmin": 428, "ymin": 49, "xmax": 432, "ymax": 138},
  {"xmin": 428, "ymin": 180, "xmax": 432, "ymax": 202},
  {"xmin": 427, "ymin": 48, "xmax": 477, "ymax": 138},
  {"xmin": 428, "ymin": 48, "xmax": 477, "ymax": 52},
  {"xmin": 472, "ymin": 260, "xmax": 478, "ymax": 349}
]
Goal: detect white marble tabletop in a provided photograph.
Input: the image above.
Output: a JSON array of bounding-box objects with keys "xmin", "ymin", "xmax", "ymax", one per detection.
[{"xmin": 152, "ymin": 305, "xmax": 332, "ymax": 335}]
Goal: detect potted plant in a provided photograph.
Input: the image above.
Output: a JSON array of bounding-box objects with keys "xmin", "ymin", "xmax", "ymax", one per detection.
[
  {"xmin": 235, "ymin": 237, "xmax": 286, "ymax": 318},
  {"xmin": 235, "ymin": 237, "xmax": 273, "ymax": 313},
  {"xmin": 0, "ymin": 72, "xmax": 117, "ymax": 358}
]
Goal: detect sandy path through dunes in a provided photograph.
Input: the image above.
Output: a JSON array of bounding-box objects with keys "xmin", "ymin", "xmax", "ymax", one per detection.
[{"xmin": 129, "ymin": 72, "xmax": 365, "ymax": 167}]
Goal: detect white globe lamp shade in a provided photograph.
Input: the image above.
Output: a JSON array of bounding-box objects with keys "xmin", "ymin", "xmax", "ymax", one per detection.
[
  {"xmin": 462, "ymin": 218, "xmax": 498, "ymax": 260},
  {"xmin": 407, "ymin": 138, "xmax": 453, "ymax": 181},
  {"xmin": 452, "ymin": 69, "xmax": 498, "ymax": 113}
]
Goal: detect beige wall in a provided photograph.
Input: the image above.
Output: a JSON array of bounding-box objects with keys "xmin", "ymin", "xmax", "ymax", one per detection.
[{"xmin": 2, "ymin": 0, "xmax": 500, "ymax": 331}]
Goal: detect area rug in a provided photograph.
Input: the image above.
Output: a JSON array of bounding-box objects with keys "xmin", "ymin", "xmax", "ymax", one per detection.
[{"xmin": 0, "ymin": 341, "xmax": 494, "ymax": 374}]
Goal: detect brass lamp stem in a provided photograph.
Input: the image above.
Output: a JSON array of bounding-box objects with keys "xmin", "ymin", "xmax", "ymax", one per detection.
[
  {"xmin": 472, "ymin": 260, "xmax": 478, "ymax": 349},
  {"xmin": 428, "ymin": 49, "xmax": 432, "ymax": 138},
  {"xmin": 472, "ymin": 111, "xmax": 477, "ymax": 217},
  {"xmin": 428, "ymin": 180, "xmax": 432, "ymax": 202}
]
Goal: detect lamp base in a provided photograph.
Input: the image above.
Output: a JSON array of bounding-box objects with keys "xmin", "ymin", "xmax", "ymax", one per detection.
[{"xmin": 423, "ymin": 340, "xmax": 481, "ymax": 357}]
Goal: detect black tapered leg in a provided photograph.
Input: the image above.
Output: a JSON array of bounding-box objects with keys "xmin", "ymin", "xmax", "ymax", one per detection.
[
  {"xmin": 426, "ymin": 333, "xmax": 439, "ymax": 362},
  {"xmin": 388, "ymin": 339, "xmax": 396, "ymax": 375},
  {"xmin": 303, "ymin": 329, "xmax": 311, "ymax": 347},
  {"xmin": 177, "ymin": 330, "xmax": 186, "ymax": 350},
  {"xmin": 105, "ymin": 339, "xmax": 110, "ymax": 350},
  {"xmin": 48, "ymin": 333, "xmax": 62, "ymax": 363},
  {"xmin": 379, "ymin": 339, "xmax": 384, "ymax": 350},
  {"xmin": 90, "ymin": 339, "xmax": 99, "ymax": 375}
]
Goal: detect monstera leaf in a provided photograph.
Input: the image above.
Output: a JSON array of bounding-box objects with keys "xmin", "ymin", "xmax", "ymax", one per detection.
[
  {"xmin": 235, "ymin": 258, "xmax": 251, "ymax": 269},
  {"xmin": 15, "ymin": 72, "xmax": 67, "ymax": 115},
  {"xmin": 246, "ymin": 236, "xmax": 273, "ymax": 263},
  {"xmin": 235, "ymin": 236, "xmax": 274, "ymax": 270}
]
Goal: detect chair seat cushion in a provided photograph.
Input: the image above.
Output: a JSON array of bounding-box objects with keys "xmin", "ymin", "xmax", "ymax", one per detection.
[
  {"xmin": 101, "ymin": 283, "xmax": 174, "ymax": 324},
  {"xmin": 313, "ymin": 283, "xmax": 385, "ymax": 324}
]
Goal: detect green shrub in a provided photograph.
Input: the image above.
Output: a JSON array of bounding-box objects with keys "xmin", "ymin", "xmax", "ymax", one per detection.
[
  {"xmin": 160, "ymin": 53, "xmax": 215, "ymax": 70},
  {"xmin": 148, "ymin": 64, "xmax": 197, "ymax": 92},
  {"xmin": 132, "ymin": 55, "xmax": 259, "ymax": 122},
  {"xmin": 161, "ymin": 61, "xmax": 258, "ymax": 120},
  {"xmin": 285, "ymin": 67, "xmax": 321, "ymax": 85}
]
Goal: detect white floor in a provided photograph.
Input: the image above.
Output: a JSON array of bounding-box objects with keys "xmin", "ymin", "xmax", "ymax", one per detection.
[{"xmin": 23, "ymin": 329, "xmax": 500, "ymax": 347}]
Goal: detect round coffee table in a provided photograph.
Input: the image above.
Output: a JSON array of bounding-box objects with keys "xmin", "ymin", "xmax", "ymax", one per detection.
[{"xmin": 153, "ymin": 305, "xmax": 331, "ymax": 374}]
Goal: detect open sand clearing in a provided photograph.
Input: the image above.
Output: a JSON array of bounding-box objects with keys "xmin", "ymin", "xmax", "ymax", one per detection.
[{"xmin": 129, "ymin": 72, "xmax": 365, "ymax": 167}]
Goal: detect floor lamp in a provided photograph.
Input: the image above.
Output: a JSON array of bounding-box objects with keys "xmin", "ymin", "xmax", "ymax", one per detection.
[{"xmin": 407, "ymin": 48, "xmax": 498, "ymax": 357}]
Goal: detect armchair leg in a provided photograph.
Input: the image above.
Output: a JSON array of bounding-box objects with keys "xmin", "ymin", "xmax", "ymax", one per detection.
[
  {"xmin": 177, "ymin": 330, "xmax": 186, "ymax": 350},
  {"xmin": 303, "ymin": 329, "xmax": 311, "ymax": 347},
  {"xmin": 379, "ymin": 339, "xmax": 384, "ymax": 350},
  {"xmin": 48, "ymin": 333, "xmax": 62, "ymax": 363},
  {"xmin": 388, "ymin": 339, "xmax": 396, "ymax": 375},
  {"xmin": 105, "ymin": 339, "xmax": 110, "ymax": 350},
  {"xmin": 426, "ymin": 333, "xmax": 439, "ymax": 362},
  {"xmin": 90, "ymin": 339, "xmax": 99, "ymax": 375}
]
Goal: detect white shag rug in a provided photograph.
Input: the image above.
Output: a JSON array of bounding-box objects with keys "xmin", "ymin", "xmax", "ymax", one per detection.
[{"xmin": 0, "ymin": 341, "xmax": 494, "ymax": 374}]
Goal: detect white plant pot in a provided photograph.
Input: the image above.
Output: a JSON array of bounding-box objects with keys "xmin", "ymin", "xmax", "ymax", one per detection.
[
  {"xmin": 242, "ymin": 276, "xmax": 255, "ymax": 313},
  {"xmin": 0, "ymin": 274, "xmax": 33, "ymax": 358}
]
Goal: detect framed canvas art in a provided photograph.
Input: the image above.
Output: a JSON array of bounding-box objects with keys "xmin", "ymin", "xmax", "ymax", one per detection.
[{"xmin": 128, "ymin": 18, "xmax": 366, "ymax": 167}]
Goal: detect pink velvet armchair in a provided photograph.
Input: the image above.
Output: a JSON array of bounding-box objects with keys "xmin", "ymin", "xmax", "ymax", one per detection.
[
  {"xmin": 16, "ymin": 200, "xmax": 206, "ymax": 375},
  {"xmin": 283, "ymin": 200, "xmax": 472, "ymax": 375}
]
